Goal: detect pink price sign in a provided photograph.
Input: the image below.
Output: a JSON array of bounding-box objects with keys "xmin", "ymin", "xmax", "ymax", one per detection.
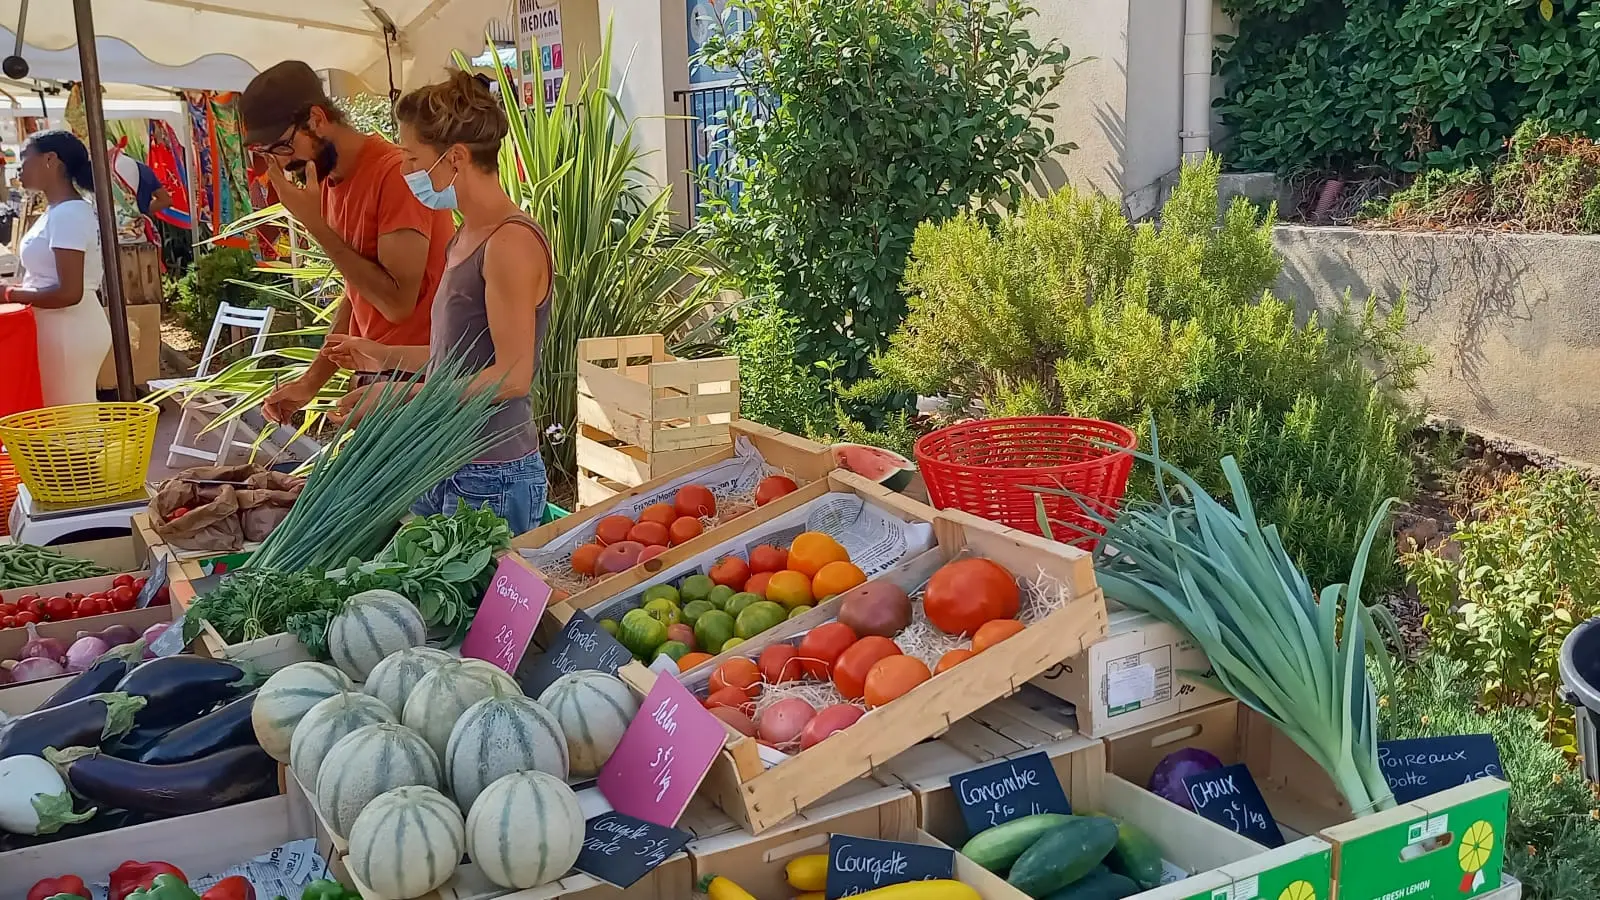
[
  {"xmin": 598, "ymin": 674, "xmax": 725, "ymax": 827},
  {"xmin": 460, "ymin": 556, "xmax": 551, "ymax": 674}
]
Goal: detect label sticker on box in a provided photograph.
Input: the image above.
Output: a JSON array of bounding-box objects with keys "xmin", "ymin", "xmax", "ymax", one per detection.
[
  {"xmin": 826, "ymin": 834, "xmax": 954, "ymax": 899},
  {"xmin": 1105, "ymin": 661, "xmax": 1158, "ymax": 712}
]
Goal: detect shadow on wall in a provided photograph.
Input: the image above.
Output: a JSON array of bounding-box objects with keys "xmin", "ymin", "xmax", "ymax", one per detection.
[{"xmin": 1272, "ymin": 225, "xmax": 1600, "ymax": 462}]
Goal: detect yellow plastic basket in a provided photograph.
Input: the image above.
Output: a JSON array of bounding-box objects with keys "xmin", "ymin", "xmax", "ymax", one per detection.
[{"xmin": 0, "ymin": 402, "xmax": 159, "ymax": 504}]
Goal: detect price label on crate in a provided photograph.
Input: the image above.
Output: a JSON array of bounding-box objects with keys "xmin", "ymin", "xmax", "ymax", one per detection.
[
  {"xmin": 574, "ymin": 811, "xmax": 692, "ymax": 888},
  {"xmin": 461, "ymin": 556, "xmax": 551, "ymax": 674},
  {"xmin": 598, "ymin": 674, "xmax": 722, "ymax": 827},
  {"xmin": 150, "ymin": 612, "xmax": 189, "ymax": 656},
  {"xmin": 517, "ymin": 610, "xmax": 634, "ymax": 697},
  {"xmin": 826, "ymin": 834, "xmax": 954, "ymax": 899},
  {"xmin": 1182, "ymin": 764, "xmax": 1283, "ymax": 848},
  {"xmin": 135, "ymin": 553, "xmax": 169, "ymax": 609},
  {"xmin": 1378, "ymin": 734, "xmax": 1503, "ymax": 804},
  {"xmin": 951, "ymin": 750, "xmax": 1072, "ymax": 838}
]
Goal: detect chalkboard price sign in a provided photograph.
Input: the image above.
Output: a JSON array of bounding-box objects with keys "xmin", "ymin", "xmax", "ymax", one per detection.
[
  {"xmin": 826, "ymin": 834, "xmax": 954, "ymax": 899},
  {"xmin": 1181, "ymin": 763, "xmax": 1284, "ymax": 848},
  {"xmin": 135, "ymin": 553, "xmax": 169, "ymax": 609},
  {"xmin": 517, "ymin": 611, "xmax": 634, "ymax": 697},
  {"xmin": 574, "ymin": 811, "xmax": 692, "ymax": 888},
  {"xmin": 1378, "ymin": 734, "xmax": 1503, "ymax": 804},
  {"xmin": 951, "ymin": 750, "xmax": 1072, "ymax": 838}
]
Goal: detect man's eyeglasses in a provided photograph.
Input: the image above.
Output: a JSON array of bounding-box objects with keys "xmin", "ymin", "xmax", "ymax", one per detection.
[{"xmin": 249, "ymin": 121, "xmax": 302, "ymax": 158}]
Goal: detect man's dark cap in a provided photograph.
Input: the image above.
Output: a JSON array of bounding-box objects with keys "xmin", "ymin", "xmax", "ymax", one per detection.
[{"xmin": 240, "ymin": 61, "xmax": 334, "ymax": 145}]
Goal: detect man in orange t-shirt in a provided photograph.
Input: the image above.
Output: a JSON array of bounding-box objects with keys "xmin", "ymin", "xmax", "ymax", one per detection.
[{"xmin": 238, "ymin": 61, "xmax": 454, "ymax": 425}]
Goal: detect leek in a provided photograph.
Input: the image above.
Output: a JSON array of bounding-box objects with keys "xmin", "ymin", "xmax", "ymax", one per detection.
[
  {"xmin": 1038, "ymin": 430, "xmax": 1398, "ymax": 816},
  {"xmin": 245, "ymin": 352, "xmax": 513, "ymax": 574}
]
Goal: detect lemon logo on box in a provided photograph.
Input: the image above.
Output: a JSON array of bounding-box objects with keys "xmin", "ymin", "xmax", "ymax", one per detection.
[{"xmin": 1278, "ymin": 880, "xmax": 1318, "ymax": 900}]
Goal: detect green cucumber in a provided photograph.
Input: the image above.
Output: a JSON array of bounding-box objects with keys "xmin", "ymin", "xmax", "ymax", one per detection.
[
  {"xmin": 1104, "ymin": 818, "xmax": 1164, "ymax": 888},
  {"xmin": 1007, "ymin": 817, "xmax": 1120, "ymax": 898},
  {"xmin": 1042, "ymin": 866, "xmax": 1140, "ymax": 900},
  {"xmin": 960, "ymin": 813, "xmax": 1079, "ymax": 873}
]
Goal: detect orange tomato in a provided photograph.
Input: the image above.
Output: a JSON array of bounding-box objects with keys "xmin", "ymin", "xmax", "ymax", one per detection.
[
  {"xmin": 797, "ymin": 621, "xmax": 858, "ymax": 679},
  {"xmin": 669, "ymin": 516, "xmax": 704, "ymax": 546},
  {"xmin": 755, "ymin": 474, "xmax": 799, "ymax": 505},
  {"xmin": 934, "ymin": 648, "xmax": 974, "ymax": 674},
  {"xmin": 678, "ymin": 651, "xmax": 715, "ymax": 672},
  {"xmin": 675, "ymin": 484, "xmax": 718, "ymax": 519},
  {"xmin": 758, "ymin": 643, "xmax": 803, "ymax": 683},
  {"xmin": 788, "ymin": 532, "xmax": 850, "ymax": 578},
  {"xmin": 710, "ymin": 556, "xmax": 752, "ymax": 591},
  {"xmin": 811, "ymin": 561, "xmax": 867, "ymax": 597},
  {"xmin": 595, "ymin": 515, "xmax": 635, "ymax": 546},
  {"xmin": 745, "ymin": 571, "xmax": 774, "ymax": 597},
  {"xmin": 749, "ymin": 544, "xmax": 789, "ymax": 573},
  {"xmin": 640, "ymin": 503, "xmax": 679, "ymax": 527},
  {"xmin": 923, "ymin": 558, "xmax": 1021, "ymax": 635},
  {"xmin": 627, "ymin": 521, "xmax": 671, "ymax": 547},
  {"xmin": 764, "ymin": 570, "xmax": 814, "ymax": 608},
  {"xmin": 832, "ymin": 636, "xmax": 902, "ymax": 701},
  {"xmin": 570, "ymin": 543, "xmax": 603, "ymax": 576},
  {"xmin": 971, "ymin": 619, "xmax": 1025, "ymax": 653},
  {"xmin": 864, "ymin": 655, "xmax": 932, "ymax": 708},
  {"xmin": 709, "ymin": 657, "xmax": 762, "ymax": 698},
  {"xmin": 705, "ymin": 685, "xmax": 754, "ymax": 715}
]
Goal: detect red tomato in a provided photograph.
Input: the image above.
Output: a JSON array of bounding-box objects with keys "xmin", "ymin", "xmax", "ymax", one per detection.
[
  {"xmin": 112, "ymin": 574, "xmax": 136, "ymax": 589},
  {"xmin": 110, "ymin": 586, "xmax": 137, "ymax": 610},
  {"xmin": 14, "ymin": 610, "xmax": 39, "ymax": 625},
  {"xmin": 170, "ymin": 506, "xmax": 192, "ymax": 521},
  {"xmin": 133, "ymin": 577, "xmax": 148, "ymax": 591},
  {"xmin": 758, "ymin": 644, "xmax": 803, "ymax": 684},
  {"xmin": 44, "ymin": 596, "xmax": 73, "ymax": 620},
  {"xmin": 708, "ymin": 658, "xmax": 762, "ymax": 699},
  {"xmin": 0, "ymin": 615, "xmax": 15, "ymax": 629},
  {"xmin": 832, "ymin": 636, "xmax": 903, "ymax": 701},
  {"xmin": 923, "ymin": 558, "xmax": 1021, "ymax": 636},
  {"xmin": 796, "ymin": 622, "xmax": 858, "ymax": 679},
  {"xmin": 0, "ymin": 602, "xmax": 14, "ymax": 616},
  {"xmin": 16, "ymin": 593, "xmax": 38, "ymax": 604},
  {"xmin": 25, "ymin": 598, "xmax": 47, "ymax": 617}
]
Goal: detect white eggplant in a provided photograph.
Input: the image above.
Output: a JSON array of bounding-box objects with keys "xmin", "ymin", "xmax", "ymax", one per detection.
[{"xmin": 0, "ymin": 754, "xmax": 94, "ymax": 834}]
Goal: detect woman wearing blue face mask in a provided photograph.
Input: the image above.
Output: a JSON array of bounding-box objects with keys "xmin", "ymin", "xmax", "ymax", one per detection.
[{"xmin": 323, "ymin": 71, "xmax": 551, "ymax": 532}]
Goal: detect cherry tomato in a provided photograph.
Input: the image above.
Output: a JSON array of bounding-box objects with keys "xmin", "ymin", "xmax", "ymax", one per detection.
[
  {"xmin": 44, "ymin": 596, "xmax": 73, "ymax": 620},
  {"xmin": 14, "ymin": 610, "xmax": 39, "ymax": 625},
  {"xmin": 112, "ymin": 574, "xmax": 136, "ymax": 589}
]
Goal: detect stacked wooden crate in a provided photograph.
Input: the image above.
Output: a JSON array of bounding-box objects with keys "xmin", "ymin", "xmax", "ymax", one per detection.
[{"xmin": 575, "ymin": 334, "xmax": 740, "ymax": 507}]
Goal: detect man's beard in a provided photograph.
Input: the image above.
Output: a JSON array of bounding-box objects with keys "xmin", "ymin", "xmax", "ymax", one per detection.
[{"xmin": 286, "ymin": 137, "xmax": 338, "ymax": 180}]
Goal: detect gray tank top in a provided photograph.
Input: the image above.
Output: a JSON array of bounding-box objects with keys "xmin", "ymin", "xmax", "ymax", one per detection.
[{"xmin": 425, "ymin": 213, "xmax": 551, "ymax": 463}]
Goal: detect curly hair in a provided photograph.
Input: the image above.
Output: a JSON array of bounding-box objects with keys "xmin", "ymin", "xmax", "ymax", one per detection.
[{"xmin": 393, "ymin": 71, "xmax": 507, "ymax": 170}]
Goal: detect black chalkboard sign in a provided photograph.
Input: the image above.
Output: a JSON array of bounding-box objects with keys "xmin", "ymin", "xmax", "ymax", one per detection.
[
  {"xmin": 135, "ymin": 553, "xmax": 169, "ymax": 609},
  {"xmin": 1181, "ymin": 763, "xmax": 1283, "ymax": 848},
  {"xmin": 951, "ymin": 750, "xmax": 1072, "ymax": 838},
  {"xmin": 826, "ymin": 834, "xmax": 954, "ymax": 899},
  {"xmin": 574, "ymin": 811, "xmax": 692, "ymax": 888},
  {"xmin": 1378, "ymin": 735, "xmax": 1503, "ymax": 804},
  {"xmin": 517, "ymin": 611, "xmax": 634, "ymax": 697}
]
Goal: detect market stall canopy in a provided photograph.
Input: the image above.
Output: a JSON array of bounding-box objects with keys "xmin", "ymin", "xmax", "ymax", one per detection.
[
  {"xmin": 0, "ymin": 27, "xmax": 256, "ymax": 91},
  {"xmin": 0, "ymin": 0, "xmax": 511, "ymax": 91}
]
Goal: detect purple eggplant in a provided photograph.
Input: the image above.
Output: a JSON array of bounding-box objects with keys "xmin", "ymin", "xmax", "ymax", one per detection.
[
  {"xmin": 0, "ymin": 692, "xmax": 146, "ymax": 759},
  {"xmin": 115, "ymin": 655, "xmax": 258, "ymax": 731},
  {"xmin": 45, "ymin": 744, "xmax": 277, "ymax": 816},
  {"xmin": 132, "ymin": 692, "xmax": 258, "ymax": 765},
  {"xmin": 39, "ymin": 641, "xmax": 148, "ymax": 710}
]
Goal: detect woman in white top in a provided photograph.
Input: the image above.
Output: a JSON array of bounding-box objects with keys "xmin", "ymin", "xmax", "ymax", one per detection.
[{"xmin": 4, "ymin": 131, "xmax": 111, "ymax": 407}]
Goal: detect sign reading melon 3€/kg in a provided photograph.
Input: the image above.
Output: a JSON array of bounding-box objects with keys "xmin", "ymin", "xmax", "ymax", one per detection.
[{"xmin": 516, "ymin": 0, "xmax": 565, "ymax": 109}]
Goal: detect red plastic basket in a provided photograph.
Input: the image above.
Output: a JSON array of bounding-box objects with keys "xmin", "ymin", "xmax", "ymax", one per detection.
[
  {"xmin": 914, "ymin": 416, "xmax": 1137, "ymax": 547},
  {"xmin": 0, "ymin": 451, "xmax": 18, "ymax": 538}
]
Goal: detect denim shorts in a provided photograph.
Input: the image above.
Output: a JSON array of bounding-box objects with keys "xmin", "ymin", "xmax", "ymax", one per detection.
[{"xmin": 411, "ymin": 450, "xmax": 548, "ymax": 534}]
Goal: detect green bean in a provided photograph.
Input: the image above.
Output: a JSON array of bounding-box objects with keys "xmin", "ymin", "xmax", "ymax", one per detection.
[{"xmin": 0, "ymin": 544, "xmax": 114, "ymax": 589}]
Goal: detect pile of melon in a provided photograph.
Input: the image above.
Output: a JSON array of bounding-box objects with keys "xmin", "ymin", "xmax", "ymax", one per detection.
[{"xmin": 251, "ymin": 591, "xmax": 643, "ymax": 899}]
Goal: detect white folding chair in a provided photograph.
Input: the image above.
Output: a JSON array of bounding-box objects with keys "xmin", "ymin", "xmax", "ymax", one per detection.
[{"xmin": 150, "ymin": 302, "xmax": 276, "ymax": 468}]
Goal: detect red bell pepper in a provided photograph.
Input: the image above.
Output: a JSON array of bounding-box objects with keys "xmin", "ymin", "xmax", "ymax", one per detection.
[
  {"xmin": 27, "ymin": 876, "xmax": 90, "ymax": 900},
  {"xmin": 199, "ymin": 876, "xmax": 255, "ymax": 900},
  {"xmin": 109, "ymin": 861, "xmax": 188, "ymax": 900}
]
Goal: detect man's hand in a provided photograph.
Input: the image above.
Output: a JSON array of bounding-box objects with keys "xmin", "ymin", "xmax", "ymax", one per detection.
[
  {"xmin": 329, "ymin": 383, "xmax": 388, "ymax": 428},
  {"xmin": 266, "ymin": 158, "xmax": 325, "ymax": 227},
  {"xmin": 262, "ymin": 377, "xmax": 317, "ymax": 426},
  {"xmin": 323, "ymin": 334, "xmax": 389, "ymax": 372}
]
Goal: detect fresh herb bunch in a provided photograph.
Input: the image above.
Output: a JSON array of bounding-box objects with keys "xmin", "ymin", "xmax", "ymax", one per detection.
[
  {"xmin": 369, "ymin": 500, "xmax": 511, "ymax": 631},
  {"xmin": 182, "ymin": 569, "xmax": 348, "ymax": 655}
]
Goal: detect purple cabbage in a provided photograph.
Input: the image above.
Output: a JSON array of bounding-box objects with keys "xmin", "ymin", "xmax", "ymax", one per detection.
[{"xmin": 1148, "ymin": 747, "xmax": 1224, "ymax": 809}]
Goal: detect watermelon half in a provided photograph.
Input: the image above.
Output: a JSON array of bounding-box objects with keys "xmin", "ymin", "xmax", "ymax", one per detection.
[{"xmin": 830, "ymin": 443, "xmax": 917, "ymax": 492}]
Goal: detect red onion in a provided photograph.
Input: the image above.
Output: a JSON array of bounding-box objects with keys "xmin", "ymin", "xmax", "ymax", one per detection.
[
  {"xmin": 19, "ymin": 623, "xmax": 66, "ymax": 663},
  {"xmin": 65, "ymin": 636, "xmax": 111, "ymax": 672},
  {"xmin": 141, "ymin": 623, "xmax": 170, "ymax": 658},
  {"xmin": 77, "ymin": 623, "xmax": 140, "ymax": 648},
  {"xmin": 7, "ymin": 656, "xmax": 66, "ymax": 682}
]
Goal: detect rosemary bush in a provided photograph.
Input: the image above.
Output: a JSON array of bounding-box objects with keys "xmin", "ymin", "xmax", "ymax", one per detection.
[{"xmin": 868, "ymin": 155, "xmax": 1426, "ymax": 588}]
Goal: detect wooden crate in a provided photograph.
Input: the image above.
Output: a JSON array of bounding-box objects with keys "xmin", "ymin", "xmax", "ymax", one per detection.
[
  {"xmin": 118, "ymin": 241, "xmax": 163, "ymax": 306},
  {"xmin": 1104, "ymin": 701, "xmax": 1513, "ymax": 900},
  {"xmin": 877, "ymin": 727, "xmax": 1336, "ymax": 900},
  {"xmin": 577, "ymin": 335, "xmax": 739, "ymax": 503},
  {"xmin": 621, "ymin": 508, "xmax": 1107, "ymax": 834},
  {"xmin": 168, "ymin": 552, "xmax": 317, "ymax": 672}
]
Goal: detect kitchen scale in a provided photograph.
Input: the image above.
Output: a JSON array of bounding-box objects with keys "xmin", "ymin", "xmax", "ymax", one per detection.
[{"xmin": 7, "ymin": 482, "xmax": 151, "ymax": 546}]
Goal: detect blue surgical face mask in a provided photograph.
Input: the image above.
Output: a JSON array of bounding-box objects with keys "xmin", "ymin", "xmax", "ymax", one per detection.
[{"xmin": 404, "ymin": 155, "xmax": 458, "ymax": 210}]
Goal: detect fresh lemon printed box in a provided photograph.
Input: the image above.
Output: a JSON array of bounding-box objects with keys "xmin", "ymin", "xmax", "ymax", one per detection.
[
  {"xmin": 1173, "ymin": 839, "xmax": 1333, "ymax": 900},
  {"xmin": 1321, "ymin": 783, "xmax": 1508, "ymax": 900}
]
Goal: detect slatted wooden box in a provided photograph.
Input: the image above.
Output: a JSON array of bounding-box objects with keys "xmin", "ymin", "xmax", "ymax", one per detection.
[{"xmin": 576, "ymin": 335, "xmax": 739, "ymax": 506}]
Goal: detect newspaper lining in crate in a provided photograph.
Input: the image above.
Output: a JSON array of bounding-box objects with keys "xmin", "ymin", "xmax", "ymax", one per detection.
[
  {"xmin": 82, "ymin": 838, "xmax": 330, "ymax": 900},
  {"xmin": 586, "ymin": 490, "xmax": 937, "ymax": 622},
  {"xmin": 524, "ymin": 436, "xmax": 782, "ymax": 569}
]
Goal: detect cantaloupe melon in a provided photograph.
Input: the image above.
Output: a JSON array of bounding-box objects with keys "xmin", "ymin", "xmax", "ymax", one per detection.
[
  {"xmin": 289, "ymin": 691, "xmax": 396, "ymax": 790},
  {"xmin": 445, "ymin": 687, "xmax": 568, "ymax": 813},
  {"xmin": 327, "ymin": 589, "xmax": 427, "ymax": 681},
  {"xmin": 315, "ymin": 722, "xmax": 441, "ymax": 840},
  {"xmin": 347, "ymin": 784, "xmax": 464, "ymax": 898},
  {"xmin": 465, "ymin": 771, "xmax": 584, "ymax": 889},
  {"xmin": 536, "ymin": 671, "xmax": 639, "ymax": 777},
  {"xmin": 402, "ymin": 658, "xmax": 520, "ymax": 760},
  {"xmin": 252, "ymin": 661, "xmax": 352, "ymax": 763},
  {"xmin": 363, "ymin": 646, "xmax": 453, "ymax": 718}
]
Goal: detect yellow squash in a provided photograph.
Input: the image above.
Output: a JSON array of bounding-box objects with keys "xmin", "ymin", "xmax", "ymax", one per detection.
[
  {"xmin": 846, "ymin": 881, "xmax": 982, "ymax": 900},
  {"xmin": 698, "ymin": 875, "xmax": 759, "ymax": 900},
  {"xmin": 794, "ymin": 894, "xmax": 826, "ymax": 900},
  {"xmin": 785, "ymin": 854, "xmax": 829, "ymax": 891}
]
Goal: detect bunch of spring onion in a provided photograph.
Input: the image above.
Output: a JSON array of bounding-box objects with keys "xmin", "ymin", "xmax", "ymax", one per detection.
[
  {"xmin": 1037, "ymin": 433, "xmax": 1399, "ymax": 816},
  {"xmin": 245, "ymin": 352, "xmax": 515, "ymax": 574}
]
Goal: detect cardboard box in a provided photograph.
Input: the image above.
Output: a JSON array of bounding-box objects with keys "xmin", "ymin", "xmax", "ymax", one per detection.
[
  {"xmin": 1104, "ymin": 701, "xmax": 1512, "ymax": 900},
  {"xmin": 877, "ymin": 726, "xmax": 1336, "ymax": 900},
  {"xmin": 98, "ymin": 301, "xmax": 162, "ymax": 389},
  {"xmin": 1031, "ymin": 606, "xmax": 1229, "ymax": 736},
  {"xmin": 623, "ymin": 507, "xmax": 1106, "ymax": 834}
]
